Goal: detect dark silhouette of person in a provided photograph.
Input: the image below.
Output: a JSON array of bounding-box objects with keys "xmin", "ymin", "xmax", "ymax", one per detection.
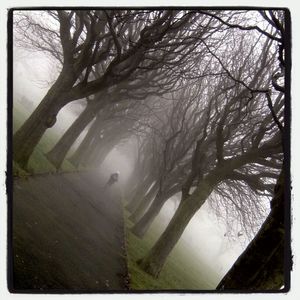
[{"xmin": 106, "ymin": 171, "xmax": 120, "ymax": 187}]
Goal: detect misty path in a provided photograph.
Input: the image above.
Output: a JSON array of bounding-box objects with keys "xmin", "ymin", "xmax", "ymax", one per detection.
[
  {"xmin": 9, "ymin": 9, "xmax": 289, "ymax": 290},
  {"xmin": 12, "ymin": 171, "xmax": 129, "ymax": 291}
]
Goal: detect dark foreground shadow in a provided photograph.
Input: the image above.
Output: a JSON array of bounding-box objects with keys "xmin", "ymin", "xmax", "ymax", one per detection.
[{"xmin": 10, "ymin": 171, "xmax": 129, "ymax": 292}]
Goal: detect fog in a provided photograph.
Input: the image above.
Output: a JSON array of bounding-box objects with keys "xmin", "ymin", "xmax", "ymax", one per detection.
[
  {"xmin": 98, "ymin": 144, "xmax": 252, "ymax": 281},
  {"xmin": 11, "ymin": 9, "xmax": 284, "ymax": 290},
  {"xmin": 14, "ymin": 47, "xmax": 89, "ymax": 149},
  {"xmin": 100, "ymin": 148, "xmax": 135, "ymax": 189},
  {"xmin": 13, "ymin": 44, "xmax": 267, "ymax": 282}
]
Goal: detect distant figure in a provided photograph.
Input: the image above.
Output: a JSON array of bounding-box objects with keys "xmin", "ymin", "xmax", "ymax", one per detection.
[{"xmin": 105, "ymin": 171, "xmax": 120, "ymax": 187}]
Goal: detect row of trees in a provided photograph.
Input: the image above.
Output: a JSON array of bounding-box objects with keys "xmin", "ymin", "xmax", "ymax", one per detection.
[{"xmin": 13, "ymin": 9, "xmax": 289, "ymax": 289}]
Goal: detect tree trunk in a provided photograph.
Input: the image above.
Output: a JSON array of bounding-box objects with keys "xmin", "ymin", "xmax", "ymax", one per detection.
[
  {"xmin": 45, "ymin": 103, "xmax": 97, "ymax": 169},
  {"xmin": 125, "ymin": 175, "xmax": 154, "ymax": 213},
  {"xmin": 137, "ymin": 181, "xmax": 213, "ymax": 277},
  {"xmin": 68, "ymin": 119, "xmax": 98, "ymax": 167},
  {"xmin": 75, "ymin": 131, "xmax": 107, "ymax": 167},
  {"xmin": 130, "ymin": 183, "xmax": 181, "ymax": 238},
  {"xmin": 13, "ymin": 70, "xmax": 76, "ymax": 169},
  {"xmin": 216, "ymin": 170, "xmax": 286, "ymax": 290},
  {"xmin": 125, "ymin": 180, "xmax": 139, "ymax": 203},
  {"xmin": 13, "ymin": 97, "xmax": 61, "ymax": 169},
  {"xmin": 93, "ymin": 142, "xmax": 115, "ymax": 167},
  {"xmin": 130, "ymin": 192, "xmax": 166, "ymax": 238},
  {"xmin": 129, "ymin": 182, "xmax": 158, "ymax": 223},
  {"xmin": 78, "ymin": 124, "xmax": 125, "ymax": 167},
  {"xmin": 125, "ymin": 155, "xmax": 154, "ymax": 202}
]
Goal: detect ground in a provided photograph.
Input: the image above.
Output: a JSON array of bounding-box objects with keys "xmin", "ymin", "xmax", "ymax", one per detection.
[{"xmin": 11, "ymin": 171, "xmax": 129, "ymax": 292}]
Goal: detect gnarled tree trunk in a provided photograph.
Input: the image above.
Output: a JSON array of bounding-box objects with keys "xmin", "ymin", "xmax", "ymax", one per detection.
[
  {"xmin": 93, "ymin": 141, "xmax": 115, "ymax": 167},
  {"xmin": 125, "ymin": 175, "xmax": 154, "ymax": 213},
  {"xmin": 130, "ymin": 192, "xmax": 166, "ymax": 238},
  {"xmin": 13, "ymin": 70, "xmax": 76, "ymax": 169},
  {"xmin": 129, "ymin": 182, "xmax": 158, "ymax": 223},
  {"xmin": 68, "ymin": 118, "xmax": 99, "ymax": 167},
  {"xmin": 45, "ymin": 103, "xmax": 98, "ymax": 169},
  {"xmin": 137, "ymin": 180, "xmax": 214, "ymax": 277},
  {"xmin": 216, "ymin": 170, "xmax": 286, "ymax": 290},
  {"xmin": 130, "ymin": 183, "xmax": 181, "ymax": 238}
]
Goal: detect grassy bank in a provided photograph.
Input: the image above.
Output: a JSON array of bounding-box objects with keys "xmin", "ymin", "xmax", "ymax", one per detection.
[{"xmin": 124, "ymin": 209, "xmax": 218, "ymax": 290}]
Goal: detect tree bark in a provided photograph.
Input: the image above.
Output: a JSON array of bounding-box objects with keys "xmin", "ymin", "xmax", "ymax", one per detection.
[
  {"xmin": 130, "ymin": 183, "xmax": 182, "ymax": 238},
  {"xmin": 13, "ymin": 70, "xmax": 76, "ymax": 169},
  {"xmin": 45, "ymin": 103, "xmax": 97, "ymax": 169},
  {"xmin": 125, "ymin": 175, "xmax": 154, "ymax": 213},
  {"xmin": 137, "ymin": 180, "xmax": 214, "ymax": 277},
  {"xmin": 74, "ymin": 125, "xmax": 110, "ymax": 167},
  {"xmin": 216, "ymin": 170, "xmax": 286, "ymax": 290},
  {"xmin": 93, "ymin": 142, "xmax": 116, "ymax": 166},
  {"xmin": 130, "ymin": 192, "xmax": 166, "ymax": 238},
  {"xmin": 129, "ymin": 182, "xmax": 158, "ymax": 223},
  {"xmin": 68, "ymin": 118, "xmax": 99, "ymax": 167}
]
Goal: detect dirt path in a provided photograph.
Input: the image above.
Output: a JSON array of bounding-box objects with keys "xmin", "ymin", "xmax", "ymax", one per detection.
[{"xmin": 10, "ymin": 171, "xmax": 129, "ymax": 292}]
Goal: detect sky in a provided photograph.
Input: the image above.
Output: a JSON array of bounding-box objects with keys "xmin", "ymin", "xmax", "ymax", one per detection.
[{"xmin": 1, "ymin": 1, "xmax": 300, "ymax": 300}]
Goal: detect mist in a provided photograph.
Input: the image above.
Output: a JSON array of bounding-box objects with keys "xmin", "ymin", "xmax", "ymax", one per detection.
[{"xmin": 11, "ymin": 9, "xmax": 286, "ymax": 291}]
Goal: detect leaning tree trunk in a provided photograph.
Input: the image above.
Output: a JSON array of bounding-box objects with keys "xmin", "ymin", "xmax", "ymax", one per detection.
[
  {"xmin": 80, "ymin": 136, "xmax": 115, "ymax": 168},
  {"xmin": 13, "ymin": 70, "xmax": 76, "ymax": 169},
  {"xmin": 68, "ymin": 119, "xmax": 98, "ymax": 167},
  {"xmin": 129, "ymin": 182, "xmax": 158, "ymax": 223},
  {"xmin": 130, "ymin": 183, "xmax": 181, "ymax": 238},
  {"xmin": 216, "ymin": 170, "xmax": 286, "ymax": 290},
  {"xmin": 130, "ymin": 192, "xmax": 167, "ymax": 238},
  {"xmin": 124, "ymin": 159, "xmax": 151, "ymax": 202},
  {"xmin": 93, "ymin": 141, "xmax": 116, "ymax": 167},
  {"xmin": 79, "ymin": 125, "xmax": 122, "ymax": 167},
  {"xmin": 45, "ymin": 103, "xmax": 98, "ymax": 169},
  {"xmin": 125, "ymin": 175, "xmax": 154, "ymax": 213},
  {"xmin": 137, "ymin": 181, "xmax": 214, "ymax": 277},
  {"xmin": 77, "ymin": 134, "xmax": 105, "ymax": 167}
]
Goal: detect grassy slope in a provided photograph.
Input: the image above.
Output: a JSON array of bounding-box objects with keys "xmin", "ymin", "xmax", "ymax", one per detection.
[
  {"xmin": 13, "ymin": 101, "xmax": 76, "ymax": 175},
  {"xmin": 124, "ymin": 210, "xmax": 218, "ymax": 290}
]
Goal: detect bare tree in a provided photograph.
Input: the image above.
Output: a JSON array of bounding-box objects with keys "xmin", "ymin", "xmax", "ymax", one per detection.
[
  {"xmin": 135, "ymin": 29, "xmax": 283, "ymax": 276},
  {"xmin": 13, "ymin": 9, "xmax": 289, "ymax": 289},
  {"xmin": 130, "ymin": 83, "xmax": 211, "ymax": 237},
  {"xmin": 216, "ymin": 9, "xmax": 288, "ymax": 290},
  {"xmin": 14, "ymin": 10, "xmax": 212, "ymax": 169},
  {"xmin": 44, "ymin": 58, "xmax": 182, "ymax": 169}
]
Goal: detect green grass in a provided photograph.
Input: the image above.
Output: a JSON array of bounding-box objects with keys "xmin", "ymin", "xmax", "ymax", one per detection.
[
  {"xmin": 13, "ymin": 101, "xmax": 77, "ymax": 176},
  {"xmin": 124, "ymin": 209, "xmax": 218, "ymax": 290}
]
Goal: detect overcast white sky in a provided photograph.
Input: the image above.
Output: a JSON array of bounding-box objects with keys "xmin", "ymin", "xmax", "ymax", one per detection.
[{"xmin": 1, "ymin": 1, "xmax": 300, "ymax": 299}]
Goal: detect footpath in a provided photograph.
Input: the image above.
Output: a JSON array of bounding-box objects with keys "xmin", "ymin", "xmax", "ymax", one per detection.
[{"xmin": 10, "ymin": 171, "xmax": 129, "ymax": 292}]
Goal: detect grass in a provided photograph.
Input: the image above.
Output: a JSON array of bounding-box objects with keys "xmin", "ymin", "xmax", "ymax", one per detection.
[
  {"xmin": 124, "ymin": 209, "xmax": 218, "ymax": 290},
  {"xmin": 13, "ymin": 101, "xmax": 77, "ymax": 176}
]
